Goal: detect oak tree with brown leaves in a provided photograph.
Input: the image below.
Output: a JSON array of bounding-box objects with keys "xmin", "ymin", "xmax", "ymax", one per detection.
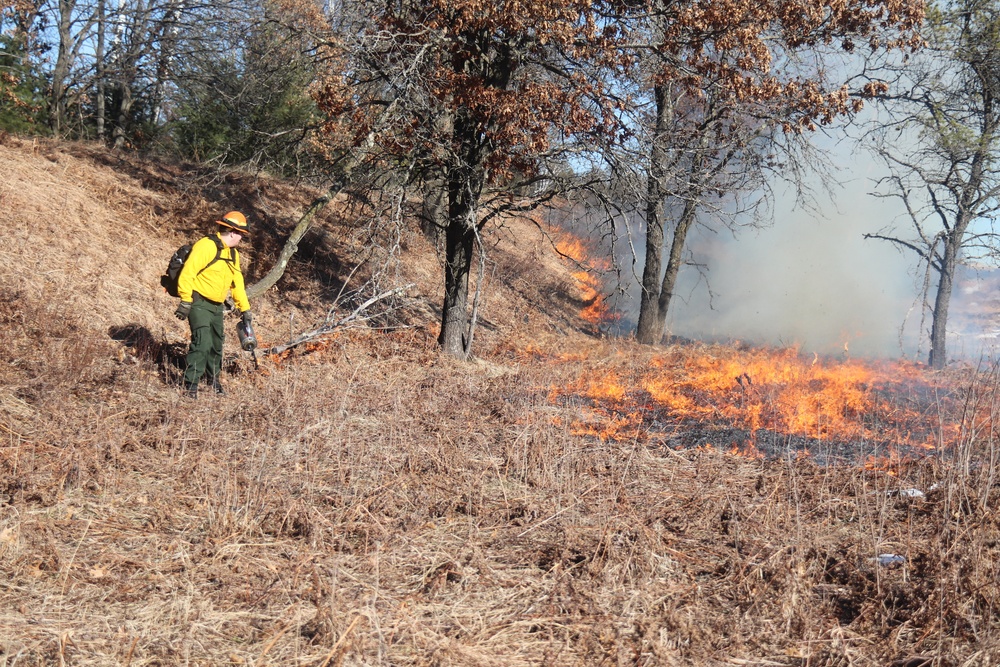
[
  {"xmin": 269, "ymin": 0, "xmax": 924, "ymax": 358},
  {"xmin": 298, "ymin": 0, "xmax": 632, "ymax": 357}
]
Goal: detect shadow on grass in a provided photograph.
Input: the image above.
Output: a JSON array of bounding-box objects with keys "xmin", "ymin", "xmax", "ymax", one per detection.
[{"xmin": 109, "ymin": 324, "xmax": 186, "ymax": 386}]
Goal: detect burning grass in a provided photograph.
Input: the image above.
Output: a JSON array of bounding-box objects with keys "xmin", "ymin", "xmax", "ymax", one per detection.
[
  {"xmin": 519, "ymin": 339, "xmax": 969, "ymax": 467},
  {"xmin": 552, "ymin": 230, "xmax": 620, "ymax": 331},
  {"xmin": 3, "ymin": 138, "xmax": 1000, "ymax": 666}
]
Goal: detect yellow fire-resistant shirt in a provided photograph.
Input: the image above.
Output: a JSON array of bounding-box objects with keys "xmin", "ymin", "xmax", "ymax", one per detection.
[{"xmin": 176, "ymin": 233, "xmax": 251, "ymax": 312}]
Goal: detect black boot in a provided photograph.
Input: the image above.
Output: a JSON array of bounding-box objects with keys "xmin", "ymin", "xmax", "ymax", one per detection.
[
  {"xmin": 184, "ymin": 382, "xmax": 198, "ymax": 399},
  {"xmin": 209, "ymin": 376, "xmax": 225, "ymax": 395}
]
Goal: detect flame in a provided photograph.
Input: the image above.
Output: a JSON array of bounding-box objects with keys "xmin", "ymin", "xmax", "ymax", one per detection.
[
  {"xmin": 526, "ymin": 340, "xmax": 964, "ymax": 456},
  {"xmin": 728, "ymin": 441, "xmax": 764, "ymax": 459},
  {"xmin": 863, "ymin": 449, "xmax": 905, "ymax": 477},
  {"xmin": 553, "ymin": 233, "xmax": 619, "ymax": 327}
]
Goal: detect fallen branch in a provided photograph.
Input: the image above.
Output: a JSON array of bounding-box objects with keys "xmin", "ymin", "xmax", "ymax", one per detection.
[{"xmin": 260, "ymin": 283, "xmax": 415, "ymax": 356}]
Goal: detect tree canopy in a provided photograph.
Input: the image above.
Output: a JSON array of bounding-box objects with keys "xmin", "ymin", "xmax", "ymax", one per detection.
[{"xmin": 1, "ymin": 0, "xmax": 936, "ymax": 358}]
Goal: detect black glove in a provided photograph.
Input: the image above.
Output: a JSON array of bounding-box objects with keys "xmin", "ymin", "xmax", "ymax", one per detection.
[
  {"xmin": 241, "ymin": 310, "xmax": 253, "ymax": 326},
  {"xmin": 175, "ymin": 301, "xmax": 192, "ymax": 320}
]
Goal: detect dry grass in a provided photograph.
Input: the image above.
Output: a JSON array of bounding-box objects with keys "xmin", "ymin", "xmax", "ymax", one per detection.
[{"xmin": 2, "ymin": 137, "xmax": 1000, "ymax": 666}]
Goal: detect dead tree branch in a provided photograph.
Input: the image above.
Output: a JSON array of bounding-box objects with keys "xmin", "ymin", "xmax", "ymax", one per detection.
[{"xmin": 260, "ymin": 283, "xmax": 415, "ymax": 356}]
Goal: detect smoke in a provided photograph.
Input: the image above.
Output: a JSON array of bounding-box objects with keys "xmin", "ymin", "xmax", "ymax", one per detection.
[
  {"xmin": 616, "ymin": 146, "xmax": 928, "ymax": 360},
  {"xmin": 557, "ymin": 136, "xmax": 1000, "ymax": 362},
  {"xmin": 667, "ymin": 183, "xmax": 918, "ymax": 358}
]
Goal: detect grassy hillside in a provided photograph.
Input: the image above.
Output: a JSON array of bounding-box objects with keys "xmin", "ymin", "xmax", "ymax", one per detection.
[{"xmin": 2, "ymin": 136, "xmax": 1000, "ymax": 667}]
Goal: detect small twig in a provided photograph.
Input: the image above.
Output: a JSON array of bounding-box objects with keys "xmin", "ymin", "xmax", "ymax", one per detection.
[
  {"xmin": 257, "ymin": 621, "xmax": 292, "ymax": 661},
  {"xmin": 331, "ymin": 283, "xmax": 415, "ymax": 328},
  {"xmin": 123, "ymin": 637, "xmax": 139, "ymax": 667},
  {"xmin": 61, "ymin": 519, "xmax": 92, "ymax": 595},
  {"xmin": 318, "ymin": 614, "xmax": 363, "ymax": 667},
  {"xmin": 0, "ymin": 421, "xmax": 25, "ymax": 439}
]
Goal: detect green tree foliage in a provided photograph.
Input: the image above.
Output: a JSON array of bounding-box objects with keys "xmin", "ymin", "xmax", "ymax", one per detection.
[
  {"xmin": 0, "ymin": 0, "xmax": 49, "ymax": 134},
  {"xmin": 0, "ymin": 33, "xmax": 48, "ymax": 133},
  {"xmin": 168, "ymin": 18, "xmax": 319, "ymax": 174}
]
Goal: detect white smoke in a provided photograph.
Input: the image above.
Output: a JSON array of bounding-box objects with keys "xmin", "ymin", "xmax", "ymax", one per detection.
[{"xmin": 617, "ymin": 143, "xmax": 933, "ymax": 360}]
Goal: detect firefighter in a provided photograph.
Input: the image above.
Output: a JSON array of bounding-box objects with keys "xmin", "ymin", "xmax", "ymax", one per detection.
[{"xmin": 174, "ymin": 211, "xmax": 253, "ymax": 398}]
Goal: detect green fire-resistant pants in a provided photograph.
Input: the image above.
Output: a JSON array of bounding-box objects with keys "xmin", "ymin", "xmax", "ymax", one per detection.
[{"xmin": 183, "ymin": 293, "xmax": 225, "ymax": 386}]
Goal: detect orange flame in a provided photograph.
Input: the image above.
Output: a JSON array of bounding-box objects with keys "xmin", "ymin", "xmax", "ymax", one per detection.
[
  {"xmin": 553, "ymin": 233, "xmax": 619, "ymax": 327},
  {"xmin": 528, "ymin": 341, "xmax": 963, "ymax": 455},
  {"xmin": 728, "ymin": 441, "xmax": 764, "ymax": 459}
]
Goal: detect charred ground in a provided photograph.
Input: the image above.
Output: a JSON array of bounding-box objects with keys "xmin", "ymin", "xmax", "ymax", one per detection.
[{"xmin": 1, "ymin": 137, "xmax": 1000, "ymax": 666}]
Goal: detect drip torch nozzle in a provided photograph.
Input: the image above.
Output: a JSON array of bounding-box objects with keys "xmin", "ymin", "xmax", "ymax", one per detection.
[{"xmin": 236, "ymin": 320, "xmax": 257, "ymax": 352}]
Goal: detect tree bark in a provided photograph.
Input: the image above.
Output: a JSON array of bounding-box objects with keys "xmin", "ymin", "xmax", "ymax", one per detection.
[
  {"xmin": 929, "ymin": 221, "xmax": 970, "ymax": 369},
  {"xmin": 111, "ymin": 78, "xmax": 133, "ymax": 149},
  {"xmin": 49, "ymin": 0, "xmax": 75, "ymax": 135},
  {"xmin": 655, "ymin": 199, "xmax": 697, "ymax": 335},
  {"xmin": 636, "ymin": 196, "xmax": 698, "ymax": 345},
  {"xmin": 928, "ymin": 244, "xmax": 955, "ymax": 370},
  {"xmin": 245, "ymin": 186, "xmax": 340, "ymax": 300},
  {"xmin": 635, "ymin": 85, "xmax": 668, "ymax": 345},
  {"xmin": 438, "ymin": 116, "xmax": 483, "ymax": 359},
  {"xmin": 438, "ymin": 204, "xmax": 475, "ymax": 358},
  {"xmin": 95, "ymin": 0, "xmax": 106, "ymax": 140}
]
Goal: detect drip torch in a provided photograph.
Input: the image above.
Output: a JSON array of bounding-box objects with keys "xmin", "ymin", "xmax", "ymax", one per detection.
[{"xmin": 236, "ymin": 319, "xmax": 259, "ymax": 370}]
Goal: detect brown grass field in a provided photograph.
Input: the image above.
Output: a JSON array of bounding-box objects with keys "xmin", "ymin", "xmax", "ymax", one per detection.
[{"xmin": 2, "ymin": 135, "xmax": 1000, "ymax": 667}]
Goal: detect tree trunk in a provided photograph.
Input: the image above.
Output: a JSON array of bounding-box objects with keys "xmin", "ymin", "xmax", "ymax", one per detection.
[
  {"xmin": 112, "ymin": 79, "xmax": 133, "ymax": 149},
  {"xmin": 436, "ymin": 111, "xmax": 485, "ymax": 359},
  {"xmin": 420, "ymin": 176, "xmax": 446, "ymax": 244},
  {"xmin": 928, "ymin": 229, "xmax": 963, "ymax": 369},
  {"xmin": 96, "ymin": 0, "xmax": 106, "ymax": 140},
  {"xmin": 151, "ymin": 0, "xmax": 183, "ymax": 125},
  {"xmin": 49, "ymin": 0, "xmax": 75, "ymax": 135},
  {"xmin": 928, "ymin": 255, "xmax": 954, "ymax": 370},
  {"xmin": 635, "ymin": 84, "xmax": 668, "ymax": 344},
  {"xmin": 421, "ymin": 113, "xmax": 452, "ymax": 244},
  {"xmin": 245, "ymin": 186, "xmax": 339, "ymax": 300},
  {"xmin": 635, "ymin": 183, "xmax": 666, "ymax": 343},
  {"xmin": 637, "ymin": 197, "xmax": 698, "ymax": 345},
  {"xmin": 655, "ymin": 199, "xmax": 697, "ymax": 331},
  {"xmin": 244, "ymin": 113, "xmax": 384, "ymax": 299},
  {"xmin": 438, "ymin": 175, "xmax": 477, "ymax": 358}
]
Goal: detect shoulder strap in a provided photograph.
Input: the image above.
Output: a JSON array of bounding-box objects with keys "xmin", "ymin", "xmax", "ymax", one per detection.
[{"xmin": 195, "ymin": 235, "xmax": 232, "ymax": 275}]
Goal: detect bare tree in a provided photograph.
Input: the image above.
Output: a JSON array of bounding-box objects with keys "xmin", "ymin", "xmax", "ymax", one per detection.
[
  {"xmin": 629, "ymin": 0, "xmax": 925, "ymax": 345},
  {"xmin": 633, "ymin": 75, "xmax": 778, "ymax": 344},
  {"xmin": 864, "ymin": 0, "xmax": 1000, "ymax": 369},
  {"xmin": 94, "ymin": 0, "xmax": 106, "ymax": 138},
  {"xmin": 47, "ymin": 0, "xmax": 99, "ymax": 134},
  {"xmin": 96, "ymin": 0, "xmax": 285, "ymax": 150},
  {"xmin": 102, "ymin": 0, "xmax": 204, "ymax": 147}
]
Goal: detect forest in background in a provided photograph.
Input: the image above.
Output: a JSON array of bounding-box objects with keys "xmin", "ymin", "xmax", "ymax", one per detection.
[
  {"xmin": 8, "ymin": 0, "xmax": 1000, "ymax": 370},
  {"xmin": 16, "ymin": 0, "xmax": 1000, "ymax": 368}
]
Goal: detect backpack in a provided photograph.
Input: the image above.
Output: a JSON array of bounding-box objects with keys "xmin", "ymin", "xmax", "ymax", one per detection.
[{"xmin": 160, "ymin": 235, "xmax": 233, "ymax": 297}]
